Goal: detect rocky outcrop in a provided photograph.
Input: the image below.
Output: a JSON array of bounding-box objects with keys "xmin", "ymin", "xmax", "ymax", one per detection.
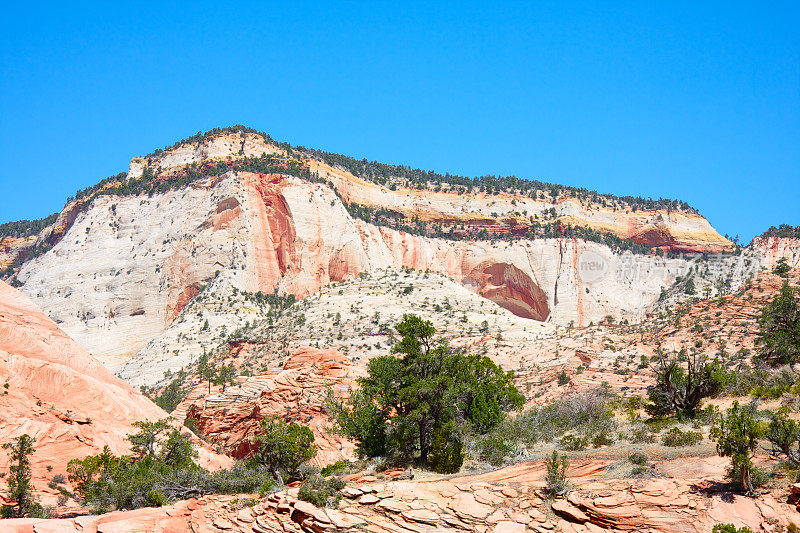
[
  {"xmin": 16, "ymin": 131, "xmax": 789, "ymax": 379},
  {"xmin": 16, "ymin": 174, "xmax": 255, "ymax": 371},
  {"xmin": 6, "ymin": 461, "xmax": 798, "ymax": 532},
  {"xmin": 183, "ymin": 347, "xmax": 362, "ymax": 465},
  {"xmin": 308, "ymin": 156, "xmax": 733, "ymax": 254},
  {"xmin": 750, "ymin": 235, "xmax": 800, "ymax": 270},
  {"xmin": 0, "ymin": 280, "xmax": 228, "ymax": 504}
]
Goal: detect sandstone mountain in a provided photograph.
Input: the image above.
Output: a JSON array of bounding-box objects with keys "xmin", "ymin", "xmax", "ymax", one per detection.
[
  {"xmin": 2, "ymin": 127, "xmax": 800, "ymax": 532},
  {"xmin": 1, "ymin": 127, "xmax": 771, "ymax": 378}
]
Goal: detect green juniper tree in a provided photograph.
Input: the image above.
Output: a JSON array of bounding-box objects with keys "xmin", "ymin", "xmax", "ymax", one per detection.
[
  {"xmin": 247, "ymin": 416, "xmax": 316, "ymax": 485},
  {"xmin": 2, "ymin": 434, "xmax": 43, "ymax": 518},
  {"xmin": 755, "ymin": 281, "xmax": 800, "ymax": 366},
  {"xmin": 710, "ymin": 402, "xmax": 764, "ymax": 496},
  {"xmin": 331, "ymin": 314, "xmax": 522, "ymax": 473},
  {"xmin": 214, "ymin": 364, "xmax": 237, "ymax": 392},
  {"xmin": 765, "ymin": 409, "xmax": 800, "ymax": 466}
]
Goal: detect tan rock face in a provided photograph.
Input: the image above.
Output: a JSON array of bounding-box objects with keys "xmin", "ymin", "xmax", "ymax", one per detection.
[
  {"xmin": 0, "ymin": 280, "xmax": 228, "ymax": 505},
  {"xmin": 17, "ymin": 169, "xmax": 713, "ymax": 371},
  {"xmin": 751, "ymin": 235, "xmax": 800, "ymax": 270},
  {"xmin": 308, "ymin": 155, "xmax": 734, "ymax": 254}
]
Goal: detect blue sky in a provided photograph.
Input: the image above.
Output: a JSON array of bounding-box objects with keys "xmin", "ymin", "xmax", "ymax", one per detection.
[{"xmin": 1, "ymin": 2, "xmax": 797, "ymax": 243}]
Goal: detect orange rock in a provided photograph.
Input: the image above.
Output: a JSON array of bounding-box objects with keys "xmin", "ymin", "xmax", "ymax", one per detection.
[
  {"xmin": 0, "ymin": 280, "xmax": 229, "ymax": 505},
  {"xmin": 182, "ymin": 346, "xmax": 360, "ymax": 466}
]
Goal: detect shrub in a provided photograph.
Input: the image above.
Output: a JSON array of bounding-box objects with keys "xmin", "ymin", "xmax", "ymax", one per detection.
[
  {"xmin": 429, "ymin": 422, "xmax": 464, "ymax": 474},
  {"xmin": 774, "ymin": 258, "xmax": 791, "ymax": 277},
  {"xmin": 712, "ymin": 525, "xmax": 754, "ymax": 533},
  {"xmin": 2, "ymin": 434, "xmax": 44, "ymax": 518},
  {"xmin": 646, "ymin": 349, "xmax": 725, "ymax": 419},
  {"xmin": 544, "ymin": 450, "xmax": 569, "ymax": 499},
  {"xmin": 247, "ymin": 416, "xmax": 316, "ymax": 485},
  {"xmin": 755, "ymin": 282, "xmax": 800, "ymax": 366},
  {"xmin": 629, "ymin": 423, "xmax": 656, "ymax": 443},
  {"xmin": 765, "ymin": 410, "xmax": 800, "ymax": 466},
  {"xmin": 711, "ymin": 402, "xmax": 764, "ymax": 495},
  {"xmin": 628, "ymin": 452, "xmax": 648, "ymax": 466},
  {"xmin": 297, "ymin": 475, "xmax": 345, "ymax": 508},
  {"xmin": 475, "ymin": 436, "xmax": 514, "ymax": 466},
  {"xmin": 592, "ymin": 433, "xmax": 614, "ymax": 448},
  {"xmin": 661, "ymin": 428, "xmax": 703, "ymax": 447},
  {"xmin": 560, "ymin": 434, "xmax": 587, "ymax": 451},
  {"xmin": 68, "ymin": 423, "xmax": 276, "ymax": 513},
  {"xmin": 145, "ymin": 489, "xmax": 168, "ymax": 507},
  {"xmin": 320, "ymin": 461, "xmax": 349, "ymax": 477}
]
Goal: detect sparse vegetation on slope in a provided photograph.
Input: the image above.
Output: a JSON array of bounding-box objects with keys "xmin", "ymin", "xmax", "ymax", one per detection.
[
  {"xmin": 0, "ymin": 213, "xmax": 58, "ymax": 240},
  {"xmin": 67, "ymin": 419, "xmax": 279, "ymax": 513}
]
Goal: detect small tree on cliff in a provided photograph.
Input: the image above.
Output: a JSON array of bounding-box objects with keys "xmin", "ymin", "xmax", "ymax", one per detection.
[
  {"xmin": 214, "ymin": 364, "xmax": 237, "ymax": 392},
  {"xmin": 711, "ymin": 402, "xmax": 764, "ymax": 496},
  {"xmin": 774, "ymin": 258, "xmax": 791, "ymax": 277},
  {"xmin": 2, "ymin": 434, "xmax": 44, "ymax": 518},
  {"xmin": 197, "ymin": 352, "xmax": 216, "ymax": 394}
]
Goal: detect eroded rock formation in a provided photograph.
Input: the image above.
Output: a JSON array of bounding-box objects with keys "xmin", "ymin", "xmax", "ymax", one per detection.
[
  {"xmin": 183, "ymin": 347, "xmax": 362, "ymax": 466},
  {"xmin": 4, "ymin": 461, "xmax": 798, "ymax": 532},
  {"xmin": 0, "ymin": 280, "xmax": 227, "ymax": 504}
]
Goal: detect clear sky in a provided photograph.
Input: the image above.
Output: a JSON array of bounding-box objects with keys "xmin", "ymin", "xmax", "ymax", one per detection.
[{"xmin": 1, "ymin": 1, "xmax": 797, "ymax": 243}]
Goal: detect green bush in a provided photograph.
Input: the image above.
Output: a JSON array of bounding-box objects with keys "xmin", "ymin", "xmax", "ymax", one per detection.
[
  {"xmin": 592, "ymin": 433, "xmax": 613, "ymax": 448},
  {"xmin": 68, "ymin": 422, "xmax": 278, "ymax": 513},
  {"xmin": 2, "ymin": 434, "xmax": 45, "ymax": 518},
  {"xmin": 320, "ymin": 461, "xmax": 349, "ymax": 477},
  {"xmin": 475, "ymin": 436, "xmax": 514, "ymax": 466},
  {"xmin": 560, "ymin": 434, "xmax": 587, "ymax": 451},
  {"xmin": 331, "ymin": 315, "xmax": 522, "ymax": 471},
  {"xmin": 629, "ymin": 423, "xmax": 656, "ymax": 443},
  {"xmin": 765, "ymin": 410, "xmax": 800, "ymax": 466},
  {"xmin": 247, "ymin": 416, "xmax": 316, "ymax": 484},
  {"xmin": 145, "ymin": 489, "xmax": 167, "ymax": 507},
  {"xmin": 711, "ymin": 402, "xmax": 765, "ymax": 495},
  {"xmin": 755, "ymin": 282, "xmax": 800, "ymax": 366},
  {"xmin": 429, "ymin": 422, "xmax": 464, "ymax": 474},
  {"xmin": 712, "ymin": 523, "xmax": 755, "ymax": 533},
  {"xmin": 544, "ymin": 450, "xmax": 569, "ymax": 499},
  {"xmin": 661, "ymin": 428, "xmax": 703, "ymax": 447},
  {"xmin": 297, "ymin": 475, "xmax": 345, "ymax": 508},
  {"xmin": 628, "ymin": 452, "xmax": 648, "ymax": 466}
]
